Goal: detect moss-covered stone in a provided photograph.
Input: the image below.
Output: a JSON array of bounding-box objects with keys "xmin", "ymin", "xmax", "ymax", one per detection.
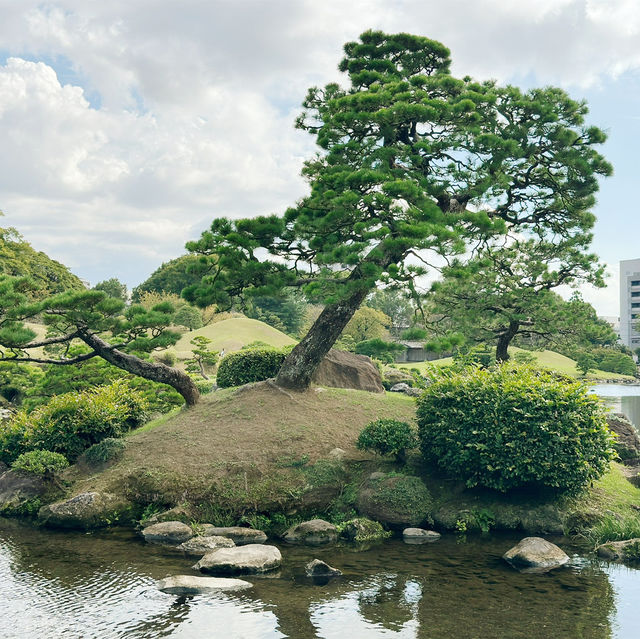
[
  {"xmin": 357, "ymin": 472, "xmax": 432, "ymax": 528},
  {"xmin": 338, "ymin": 517, "xmax": 391, "ymax": 542}
]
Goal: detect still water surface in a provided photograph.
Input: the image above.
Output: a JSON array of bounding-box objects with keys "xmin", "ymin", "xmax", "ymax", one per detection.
[{"xmin": 1, "ymin": 384, "xmax": 640, "ymax": 638}]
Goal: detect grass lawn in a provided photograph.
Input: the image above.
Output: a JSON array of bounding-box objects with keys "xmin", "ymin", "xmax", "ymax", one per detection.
[
  {"xmin": 395, "ymin": 346, "xmax": 636, "ymax": 381},
  {"xmin": 173, "ymin": 317, "xmax": 296, "ymax": 361}
]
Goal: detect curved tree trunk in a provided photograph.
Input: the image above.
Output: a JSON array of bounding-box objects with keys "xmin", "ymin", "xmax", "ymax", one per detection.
[
  {"xmin": 78, "ymin": 330, "xmax": 201, "ymax": 406},
  {"xmin": 495, "ymin": 320, "xmax": 520, "ymax": 362},
  {"xmin": 274, "ymin": 285, "xmax": 370, "ymax": 390}
]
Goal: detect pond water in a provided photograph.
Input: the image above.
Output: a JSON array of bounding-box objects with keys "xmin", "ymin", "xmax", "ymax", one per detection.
[
  {"xmin": 590, "ymin": 384, "xmax": 640, "ymax": 429},
  {"xmin": 2, "ymin": 384, "xmax": 640, "ymax": 638},
  {"xmin": 1, "ymin": 519, "xmax": 640, "ymax": 639}
]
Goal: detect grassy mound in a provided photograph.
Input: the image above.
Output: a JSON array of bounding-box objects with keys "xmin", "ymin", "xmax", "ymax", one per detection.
[
  {"xmin": 397, "ymin": 346, "xmax": 636, "ymax": 381},
  {"xmin": 69, "ymin": 385, "xmax": 416, "ymax": 522},
  {"xmin": 173, "ymin": 317, "xmax": 296, "ymax": 362}
]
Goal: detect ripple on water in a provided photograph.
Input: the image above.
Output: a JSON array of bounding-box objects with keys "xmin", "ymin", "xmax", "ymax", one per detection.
[{"xmin": 2, "ymin": 521, "xmax": 640, "ymax": 638}]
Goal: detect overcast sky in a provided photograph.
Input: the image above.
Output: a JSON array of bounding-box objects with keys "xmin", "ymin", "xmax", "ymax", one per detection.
[{"xmin": 1, "ymin": 0, "xmax": 639, "ymax": 315}]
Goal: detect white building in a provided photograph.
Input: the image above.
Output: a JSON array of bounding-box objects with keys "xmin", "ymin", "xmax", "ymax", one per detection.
[{"xmin": 619, "ymin": 258, "xmax": 640, "ymax": 348}]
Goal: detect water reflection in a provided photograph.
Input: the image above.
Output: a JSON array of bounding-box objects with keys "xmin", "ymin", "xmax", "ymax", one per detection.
[{"xmin": 0, "ymin": 518, "xmax": 637, "ymax": 638}]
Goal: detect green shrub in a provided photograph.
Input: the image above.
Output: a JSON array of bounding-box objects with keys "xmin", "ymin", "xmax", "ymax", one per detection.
[
  {"xmin": 83, "ymin": 438, "xmax": 126, "ymax": 466},
  {"xmin": 154, "ymin": 349, "xmax": 177, "ymax": 366},
  {"xmin": 0, "ymin": 380, "xmax": 147, "ymax": 464},
  {"xmin": 11, "ymin": 450, "xmax": 69, "ymax": 475},
  {"xmin": 357, "ymin": 419, "xmax": 417, "ymax": 463},
  {"xmin": 416, "ymin": 364, "xmax": 615, "ymax": 495},
  {"xmin": 216, "ymin": 346, "xmax": 292, "ymax": 388}
]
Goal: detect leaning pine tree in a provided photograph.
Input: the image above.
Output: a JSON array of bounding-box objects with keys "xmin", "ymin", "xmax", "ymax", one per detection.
[{"xmin": 182, "ymin": 30, "xmax": 610, "ymax": 390}]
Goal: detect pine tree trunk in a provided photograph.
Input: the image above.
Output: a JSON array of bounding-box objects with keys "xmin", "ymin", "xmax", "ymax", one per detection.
[
  {"xmin": 77, "ymin": 330, "xmax": 201, "ymax": 406},
  {"xmin": 274, "ymin": 285, "xmax": 370, "ymax": 390},
  {"xmin": 495, "ymin": 320, "xmax": 520, "ymax": 363}
]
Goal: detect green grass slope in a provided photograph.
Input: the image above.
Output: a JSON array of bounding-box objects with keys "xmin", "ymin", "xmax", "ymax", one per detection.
[
  {"xmin": 173, "ymin": 317, "xmax": 296, "ymax": 360},
  {"xmin": 397, "ymin": 346, "xmax": 636, "ymax": 381}
]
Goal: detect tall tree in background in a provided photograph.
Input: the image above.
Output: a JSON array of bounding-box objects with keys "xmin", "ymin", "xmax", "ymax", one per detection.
[
  {"xmin": 183, "ymin": 30, "xmax": 610, "ymax": 390},
  {"xmin": 93, "ymin": 278, "xmax": 128, "ymax": 302},
  {"xmin": 429, "ymin": 238, "xmax": 606, "ymax": 361},
  {"xmin": 1, "ymin": 221, "xmax": 85, "ymax": 295}
]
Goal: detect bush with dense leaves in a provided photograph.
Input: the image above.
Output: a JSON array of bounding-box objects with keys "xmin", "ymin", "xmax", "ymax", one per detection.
[
  {"xmin": 416, "ymin": 365, "xmax": 615, "ymax": 494},
  {"xmin": 216, "ymin": 347, "xmax": 292, "ymax": 388},
  {"xmin": 83, "ymin": 438, "xmax": 126, "ymax": 466},
  {"xmin": 0, "ymin": 380, "xmax": 147, "ymax": 464},
  {"xmin": 11, "ymin": 450, "xmax": 69, "ymax": 475},
  {"xmin": 357, "ymin": 419, "xmax": 417, "ymax": 462}
]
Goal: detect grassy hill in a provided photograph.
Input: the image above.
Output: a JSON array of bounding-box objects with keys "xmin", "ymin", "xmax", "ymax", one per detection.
[
  {"xmin": 173, "ymin": 317, "xmax": 296, "ymax": 361},
  {"xmin": 71, "ymin": 384, "xmax": 415, "ymax": 520},
  {"xmin": 396, "ymin": 346, "xmax": 636, "ymax": 381}
]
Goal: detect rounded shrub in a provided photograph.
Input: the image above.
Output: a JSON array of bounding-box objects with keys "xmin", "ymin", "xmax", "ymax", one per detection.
[
  {"xmin": 216, "ymin": 346, "xmax": 292, "ymax": 388},
  {"xmin": 357, "ymin": 419, "xmax": 417, "ymax": 463},
  {"xmin": 416, "ymin": 365, "xmax": 615, "ymax": 495},
  {"xmin": 0, "ymin": 380, "xmax": 147, "ymax": 464},
  {"xmin": 11, "ymin": 450, "xmax": 69, "ymax": 475}
]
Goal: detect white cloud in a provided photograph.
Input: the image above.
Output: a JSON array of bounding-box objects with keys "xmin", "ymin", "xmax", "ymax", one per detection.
[{"xmin": 0, "ymin": 0, "xmax": 639, "ymax": 290}]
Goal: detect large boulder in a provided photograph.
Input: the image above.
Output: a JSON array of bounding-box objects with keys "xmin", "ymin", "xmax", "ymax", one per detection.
[
  {"xmin": 503, "ymin": 537, "xmax": 570, "ymax": 573},
  {"xmin": 177, "ymin": 535, "xmax": 235, "ymax": 555},
  {"xmin": 357, "ymin": 473, "xmax": 432, "ymax": 528},
  {"xmin": 0, "ymin": 469, "xmax": 50, "ymax": 514},
  {"xmin": 157, "ymin": 575, "xmax": 252, "ymax": 595},
  {"xmin": 194, "ymin": 544, "xmax": 282, "ymax": 575},
  {"xmin": 38, "ymin": 492, "xmax": 134, "ymax": 529},
  {"xmin": 142, "ymin": 521, "xmax": 194, "ymax": 545},
  {"xmin": 282, "ymin": 519, "xmax": 338, "ymax": 546},
  {"xmin": 312, "ymin": 349, "xmax": 384, "ymax": 393},
  {"xmin": 201, "ymin": 526, "xmax": 267, "ymax": 545},
  {"xmin": 596, "ymin": 538, "xmax": 640, "ymax": 562},
  {"xmin": 607, "ymin": 413, "xmax": 640, "ymax": 464}
]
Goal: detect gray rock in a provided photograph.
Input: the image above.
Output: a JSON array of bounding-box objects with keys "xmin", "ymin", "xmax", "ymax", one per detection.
[
  {"xmin": 328, "ymin": 447, "xmax": 346, "ymax": 461},
  {"xmin": 0, "ymin": 469, "xmax": 49, "ymax": 513},
  {"xmin": 142, "ymin": 521, "xmax": 194, "ymax": 545},
  {"xmin": 404, "ymin": 387, "xmax": 423, "ymax": 397},
  {"xmin": 283, "ymin": 519, "xmax": 338, "ymax": 546},
  {"xmin": 403, "ymin": 528, "xmax": 441, "ymax": 543},
  {"xmin": 194, "ymin": 544, "xmax": 282, "ymax": 574},
  {"xmin": 305, "ymin": 559, "xmax": 342, "ymax": 577},
  {"xmin": 177, "ymin": 535, "xmax": 235, "ymax": 555},
  {"xmin": 157, "ymin": 575, "xmax": 252, "ymax": 595},
  {"xmin": 503, "ymin": 537, "xmax": 569, "ymax": 573},
  {"xmin": 38, "ymin": 492, "xmax": 133, "ymax": 529},
  {"xmin": 390, "ymin": 382, "xmax": 410, "ymax": 393},
  {"xmin": 201, "ymin": 526, "xmax": 267, "ymax": 545},
  {"xmin": 596, "ymin": 538, "xmax": 640, "ymax": 562},
  {"xmin": 607, "ymin": 413, "xmax": 640, "ymax": 464},
  {"xmin": 312, "ymin": 349, "xmax": 384, "ymax": 393},
  {"xmin": 143, "ymin": 506, "xmax": 191, "ymax": 526}
]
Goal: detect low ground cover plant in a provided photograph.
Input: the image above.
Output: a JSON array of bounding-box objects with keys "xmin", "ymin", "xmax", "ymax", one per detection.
[{"xmin": 416, "ymin": 364, "xmax": 615, "ymax": 495}]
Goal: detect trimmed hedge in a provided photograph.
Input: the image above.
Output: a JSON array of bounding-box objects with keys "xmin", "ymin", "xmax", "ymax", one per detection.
[
  {"xmin": 216, "ymin": 346, "xmax": 292, "ymax": 388},
  {"xmin": 0, "ymin": 380, "xmax": 147, "ymax": 464},
  {"xmin": 416, "ymin": 365, "xmax": 615, "ymax": 495}
]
